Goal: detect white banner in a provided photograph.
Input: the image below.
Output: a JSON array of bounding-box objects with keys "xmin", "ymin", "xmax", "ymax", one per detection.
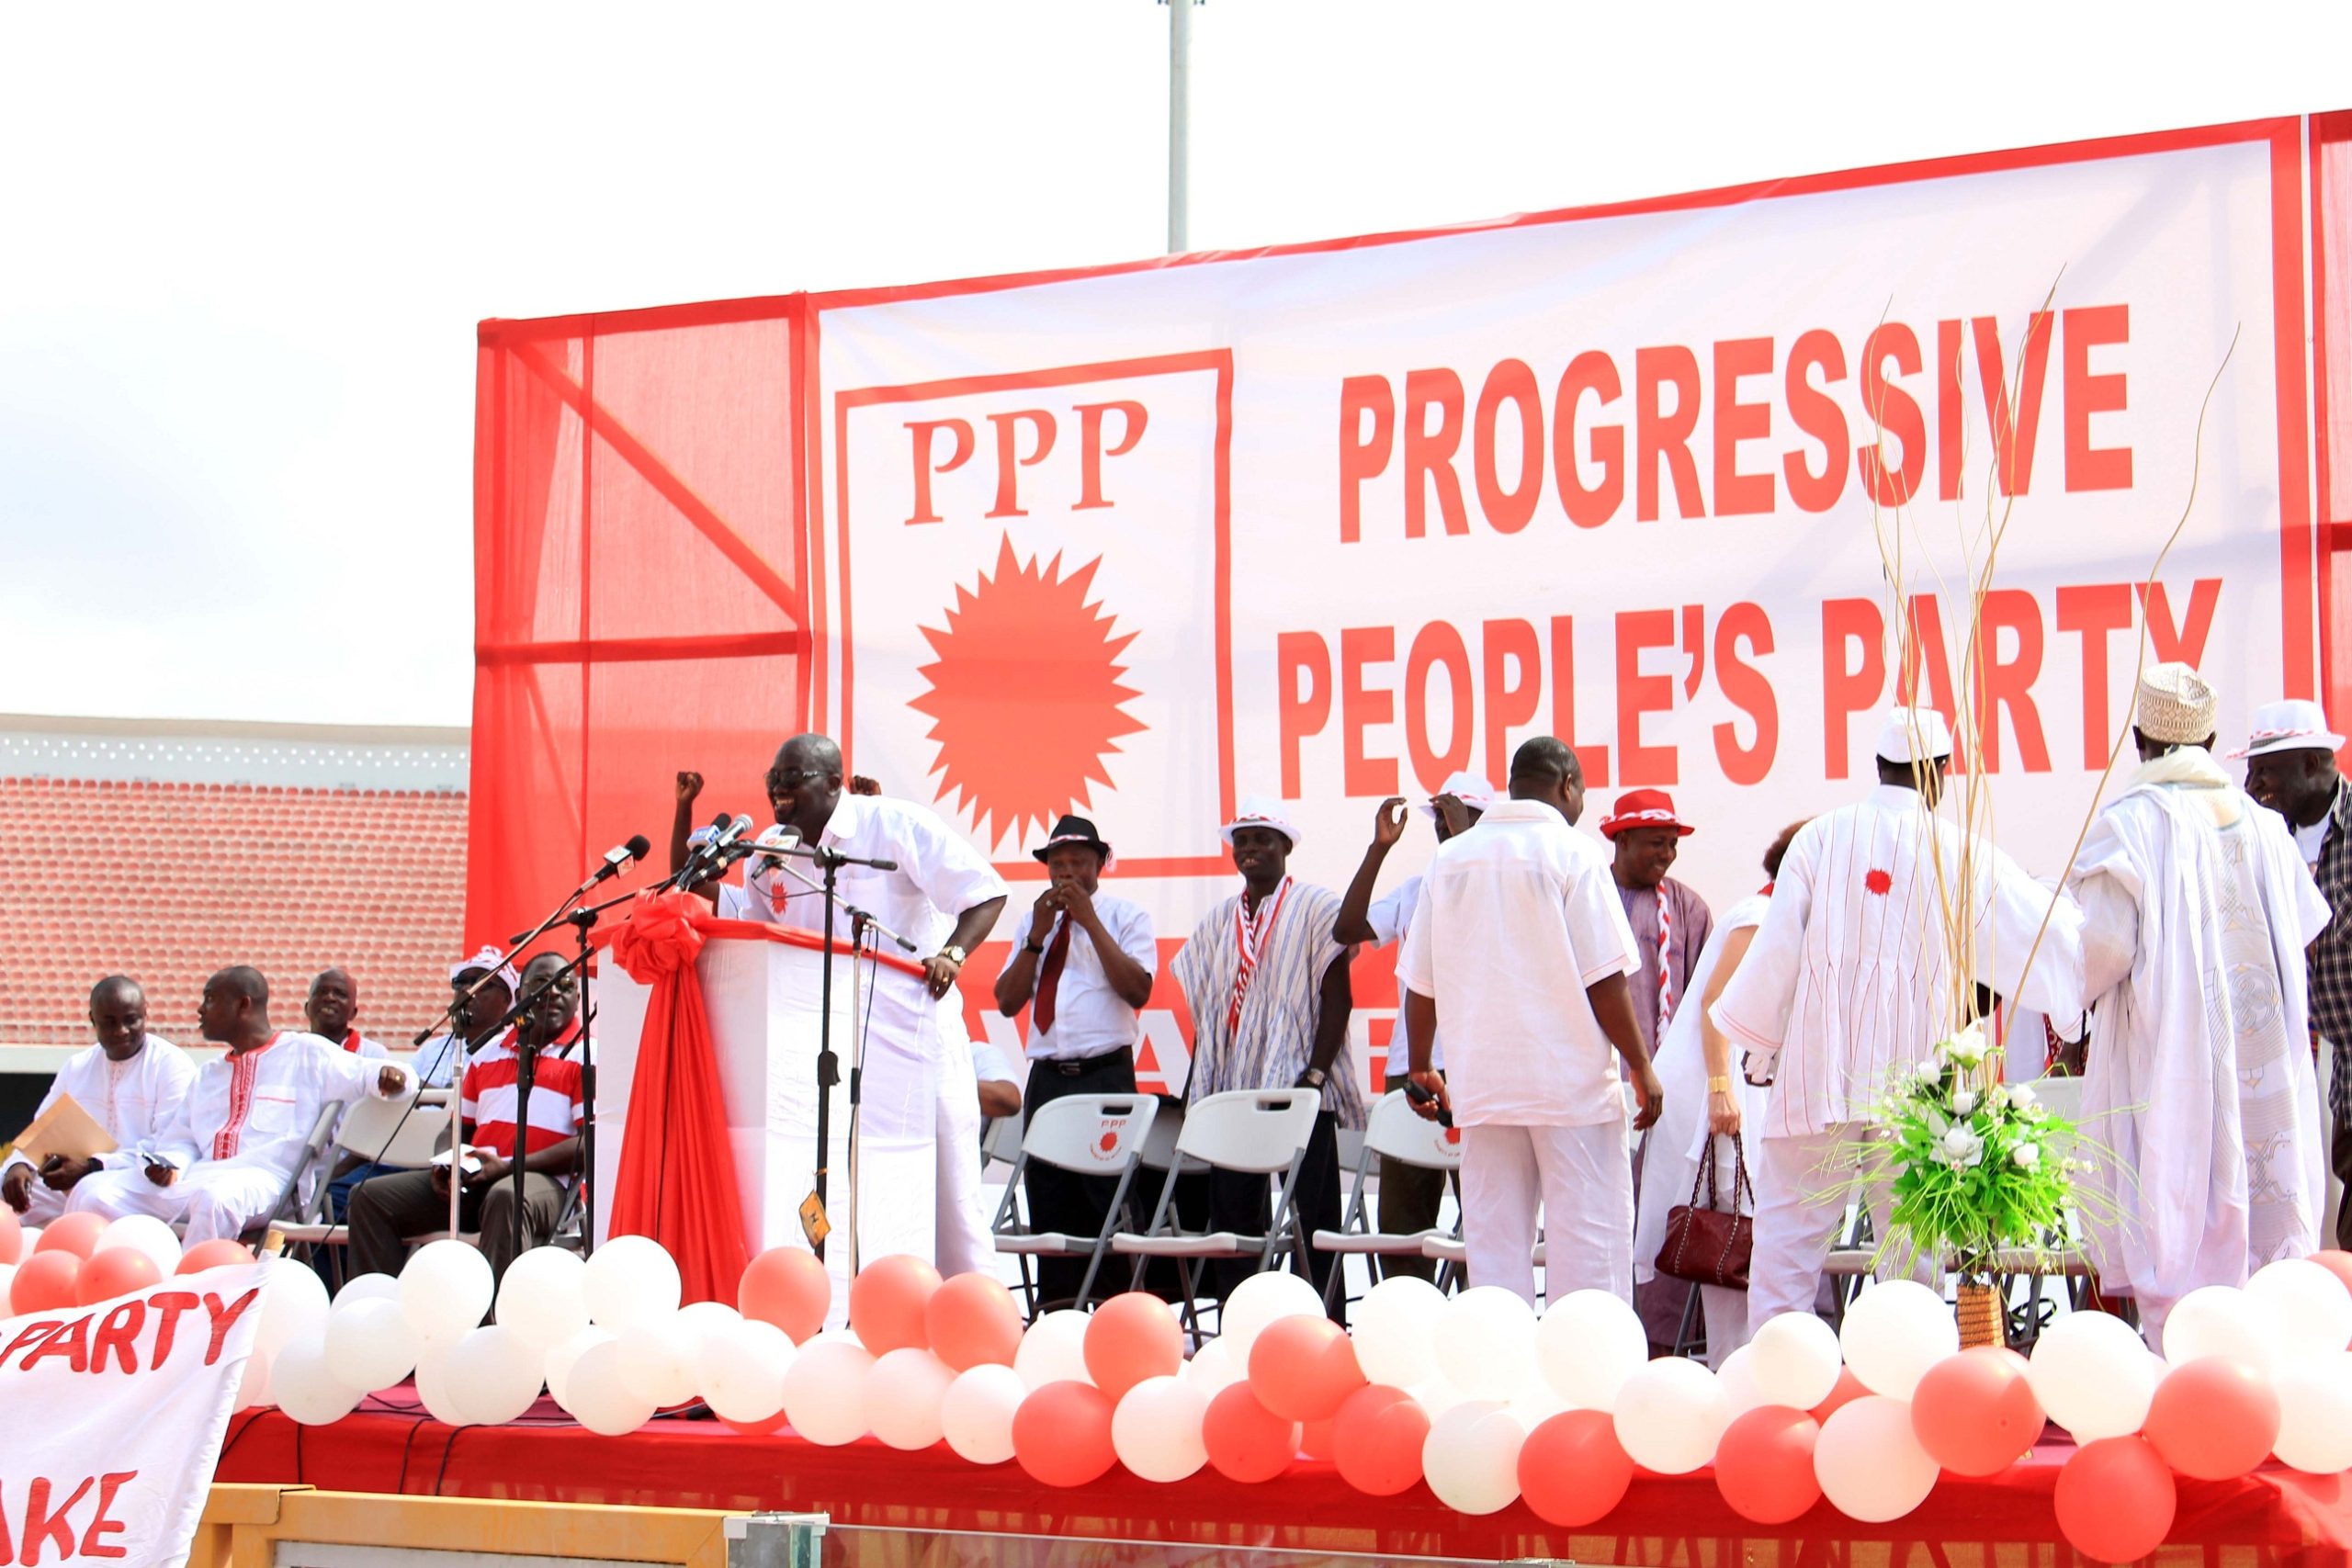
[
  {"xmin": 0, "ymin": 1260, "xmax": 267, "ymax": 1567},
  {"xmin": 806, "ymin": 122, "xmax": 2316, "ymax": 1098}
]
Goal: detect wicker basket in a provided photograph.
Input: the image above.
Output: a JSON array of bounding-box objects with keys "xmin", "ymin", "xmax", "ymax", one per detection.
[{"xmin": 1956, "ymin": 1280, "xmax": 2006, "ymax": 1349}]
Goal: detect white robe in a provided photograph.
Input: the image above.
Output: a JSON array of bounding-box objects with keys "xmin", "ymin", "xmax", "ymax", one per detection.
[
  {"xmin": 1713, "ymin": 784, "xmax": 2086, "ymax": 1138},
  {"xmin": 5, "ymin": 1036, "xmax": 198, "ymax": 1223},
  {"xmin": 2070, "ymin": 750, "xmax": 2332, "ymax": 1318}
]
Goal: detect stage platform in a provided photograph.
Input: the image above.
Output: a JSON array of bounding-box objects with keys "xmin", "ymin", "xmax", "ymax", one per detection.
[{"xmin": 218, "ymin": 1399, "xmax": 2352, "ymax": 1565}]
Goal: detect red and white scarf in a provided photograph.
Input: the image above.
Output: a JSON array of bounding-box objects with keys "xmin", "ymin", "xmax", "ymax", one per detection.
[{"xmin": 1227, "ymin": 877, "xmax": 1294, "ymax": 1034}]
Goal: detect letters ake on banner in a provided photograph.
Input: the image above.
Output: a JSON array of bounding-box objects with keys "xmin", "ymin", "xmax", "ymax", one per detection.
[
  {"xmin": 0, "ymin": 1259, "xmax": 269, "ymax": 1566},
  {"xmin": 805, "ymin": 122, "xmax": 2309, "ymax": 1098}
]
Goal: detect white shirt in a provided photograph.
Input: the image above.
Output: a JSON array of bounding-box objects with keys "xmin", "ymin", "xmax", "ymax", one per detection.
[
  {"xmin": 971, "ymin": 1042, "xmax": 1018, "ymax": 1085},
  {"xmin": 152, "ymin": 1031, "xmax": 410, "ymax": 1176},
  {"xmin": 720, "ymin": 795, "xmax": 1009, "ymax": 956},
  {"xmin": 1010, "ymin": 891, "xmax": 1156, "ymax": 1061},
  {"xmin": 1396, "ymin": 799, "xmax": 1642, "ymax": 1127},
  {"xmin": 1363, "ymin": 874, "xmax": 1445, "ymax": 1073},
  {"xmin": 2296, "ymin": 813, "xmax": 2329, "ymax": 867},
  {"xmin": 412, "ymin": 1033, "xmax": 469, "ymax": 1089},
  {"xmin": 3, "ymin": 1035, "xmax": 198, "ymax": 1175}
]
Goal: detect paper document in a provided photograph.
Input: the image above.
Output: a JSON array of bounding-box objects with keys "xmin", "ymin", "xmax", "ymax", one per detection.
[{"xmin": 10, "ymin": 1093, "xmax": 117, "ymax": 1165}]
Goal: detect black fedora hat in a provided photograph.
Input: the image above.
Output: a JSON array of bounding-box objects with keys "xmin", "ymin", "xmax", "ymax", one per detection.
[{"xmin": 1032, "ymin": 814, "xmax": 1114, "ymax": 865}]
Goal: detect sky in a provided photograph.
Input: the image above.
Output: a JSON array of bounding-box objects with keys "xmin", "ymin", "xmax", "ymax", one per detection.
[{"xmin": 2, "ymin": 1, "xmax": 2346, "ymax": 728}]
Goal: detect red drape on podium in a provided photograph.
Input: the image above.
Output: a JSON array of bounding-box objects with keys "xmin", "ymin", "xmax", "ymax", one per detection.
[{"xmin": 606, "ymin": 891, "xmax": 750, "ymax": 1304}]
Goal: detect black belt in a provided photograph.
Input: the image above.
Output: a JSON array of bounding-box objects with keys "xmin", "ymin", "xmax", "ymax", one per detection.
[{"xmin": 1040, "ymin": 1045, "xmax": 1134, "ymax": 1077}]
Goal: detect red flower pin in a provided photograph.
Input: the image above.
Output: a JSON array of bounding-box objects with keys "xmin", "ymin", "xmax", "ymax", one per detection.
[{"xmin": 1865, "ymin": 869, "xmax": 1894, "ymax": 896}]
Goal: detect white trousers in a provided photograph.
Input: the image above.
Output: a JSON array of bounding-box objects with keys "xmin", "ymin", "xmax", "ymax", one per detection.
[
  {"xmin": 1700, "ymin": 1283, "xmax": 1751, "ymax": 1369},
  {"xmin": 1749, "ymin": 1124, "xmax": 1936, "ymax": 1323},
  {"xmin": 1461, "ymin": 1118, "xmax": 1633, "ymax": 1308},
  {"xmin": 932, "ymin": 1027, "xmax": 992, "ymax": 1277},
  {"xmin": 67, "ymin": 1161, "xmax": 287, "ymax": 1244},
  {"xmin": 12, "ymin": 1177, "xmax": 69, "ymax": 1228}
]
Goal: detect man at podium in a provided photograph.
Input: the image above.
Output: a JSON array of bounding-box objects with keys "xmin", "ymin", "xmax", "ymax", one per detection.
[{"xmin": 672, "ymin": 734, "xmax": 1008, "ymax": 1272}]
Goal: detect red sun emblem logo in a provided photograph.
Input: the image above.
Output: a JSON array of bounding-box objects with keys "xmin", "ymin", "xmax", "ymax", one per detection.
[
  {"xmin": 1865, "ymin": 868, "xmax": 1894, "ymax": 896},
  {"xmin": 1097, "ymin": 1131, "xmax": 1119, "ymax": 1155},
  {"xmin": 910, "ymin": 535, "xmax": 1145, "ymax": 850}
]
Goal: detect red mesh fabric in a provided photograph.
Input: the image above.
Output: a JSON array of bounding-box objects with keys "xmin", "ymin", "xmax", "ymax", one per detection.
[
  {"xmin": 2316, "ymin": 113, "xmax": 2352, "ymax": 757},
  {"xmin": 469, "ymin": 302, "xmax": 808, "ymax": 953},
  {"xmin": 0, "ymin": 776, "xmax": 464, "ymax": 1043}
]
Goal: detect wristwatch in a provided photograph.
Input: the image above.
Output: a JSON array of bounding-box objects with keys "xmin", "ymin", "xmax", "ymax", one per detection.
[
  {"xmin": 1297, "ymin": 1066, "xmax": 1329, "ymax": 1089},
  {"xmin": 1707, "ymin": 1075, "xmax": 1734, "ymax": 1092},
  {"xmin": 937, "ymin": 944, "xmax": 967, "ymax": 966},
  {"xmin": 1022, "ymin": 940, "xmax": 1046, "ymax": 956}
]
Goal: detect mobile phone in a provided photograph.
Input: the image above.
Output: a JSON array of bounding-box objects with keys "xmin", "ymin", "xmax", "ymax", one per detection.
[{"xmin": 1400, "ymin": 1077, "xmax": 1454, "ymax": 1128}]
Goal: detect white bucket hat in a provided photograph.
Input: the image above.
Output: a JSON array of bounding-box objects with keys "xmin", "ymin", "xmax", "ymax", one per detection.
[
  {"xmin": 2230, "ymin": 697, "xmax": 2345, "ymax": 760},
  {"xmin": 1220, "ymin": 795, "xmax": 1304, "ymax": 850}
]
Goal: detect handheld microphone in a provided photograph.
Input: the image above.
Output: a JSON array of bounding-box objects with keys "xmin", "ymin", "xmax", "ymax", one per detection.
[{"xmin": 593, "ymin": 833, "xmax": 653, "ymax": 883}]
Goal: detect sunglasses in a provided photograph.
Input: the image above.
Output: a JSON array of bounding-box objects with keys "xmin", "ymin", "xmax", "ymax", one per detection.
[{"xmin": 765, "ymin": 766, "xmax": 831, "ymax": 794}]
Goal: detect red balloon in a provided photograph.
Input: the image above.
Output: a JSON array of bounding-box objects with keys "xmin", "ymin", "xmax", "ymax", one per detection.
[
  {"xmin": 10, "ymin": 1251, "xmax": 80, "ymax": 1315},
  {"xmin": 1012, "ymin": 1381, "xmax": 1116, "ymax": 1486},
  {"xmin": 1298, "ymin": 1416, "xmax": 1336, "ymax": 1460},
  {"xmin": 1330, "ymin": 1384, "xmax": 1429, "ymax": 1496},
  {"xmin": 1247, "ymin": 1314, "xmax": 1365, "ymax": 1423},
  {"xmin": 720, "ymin": 1410, "xmax": 790, "ymax": 1437},
  {"xmin": 847, "ymin": 1255, "xmax": 941, "ymax": 1355},
  {"xmin": 1714, "ymin": 1405, "xmax": 1823, "ymax": 1524},
  {"xmin": 2143, "ymin": 1358, "xmax": 2279, "ymax": 1481},
  {"xmin": 1811, "ymin": 1366, "xmax": 1870, "ymax": 1422},
  {"xmin": 926, "ymin": 1272, "xmax": 1023, "ymax": 1371},
  {"xmin": 2055, "ymin": 1437, "xmax": 2177, "ymax": 1563},
  {"xmin": 0, "ymin": 1206, "xmax": 21, "ymax": 1265},
  {"xmin": 738, "ymin": 1247, "xmax": 831, "ymax": 1344},
  {"xmin": 1082, "ymin": 1292, "xmax": 1183, "ymax": 1402},
  {"xmin": 1909, "ymin": 1347, "xmax": 2043, "ymax": 1476},
  {"xmin": 176, "ymin": 1239, "xmax": 255, "ymax": 1275},
  {"xmin": 75, "ymin": 1247, "xmax": 161, "ymax": 1306},
  {"xmin": 34, "ymin": 1212, "xmax": 105, "ymax": 1260},
  {"xmin": 1202, "ymin": 1382, "xmax": 1300, "ymax": 1483},
  {"xmin": 1520, "ymin": 1409, "xmax": 1634, "ymax": 1526}
]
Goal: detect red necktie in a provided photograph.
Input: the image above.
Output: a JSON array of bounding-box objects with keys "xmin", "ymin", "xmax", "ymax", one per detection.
[{"xmin": 1033, "ymin": 920, "xmax": 1073, "ymax": 1038}]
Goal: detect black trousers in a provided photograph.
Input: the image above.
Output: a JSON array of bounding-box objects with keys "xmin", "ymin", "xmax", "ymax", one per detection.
[
  {"xmin": 2334, "ymin": 1111, "xmax": 2352, "ymax": 1251},
  {"xmin": 1375, "ymin": 1073, "xmax": 1446, "ymax": 1283},
  {"xmin": 1206, "ymin": 1109, "xmax": 1346, "ymax": 1325},
  {"xmin": 1022, "ymin": 1048, "xmax": 1138, "ymax": 1308}
]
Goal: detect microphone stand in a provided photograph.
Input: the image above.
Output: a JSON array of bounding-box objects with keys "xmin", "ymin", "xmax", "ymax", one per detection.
[
  {"xmin": 562, "ymin": 884, "xmax": 638, "ymax": 1255},
  {"xmin": 462, "ymin": 946, "xmax": 595, "ymax": 1266}
]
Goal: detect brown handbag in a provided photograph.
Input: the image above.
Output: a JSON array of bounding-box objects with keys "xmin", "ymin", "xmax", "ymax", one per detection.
[{"xmin": 1655, "ymin": 1133, "xmax": 1755, "ymax": 1290}]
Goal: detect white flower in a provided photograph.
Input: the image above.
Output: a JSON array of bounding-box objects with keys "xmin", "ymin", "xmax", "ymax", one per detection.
[
  {"xmin": 1939, "ymin": 1126, "xmax": 1984, "ymax": 1168},
  {"xmin": 1984, "ymin": 1084, "xmax": 2011, "ymax": 1111},
  {"xmin": 2010, "ymin": 1141, "xmax": 2041, "ymax": 1170},
  {"xmin": 1950, "ymin": 1089, "xmax": 1978, "ymax": 1117},
  {"xmin": 2008, "ymin": 1083, "xmax": 2037, "ymax": 1111},
  {"xmin": 1942, "ymin": 1025, "xmax": 1988, "ymax": 1067}
]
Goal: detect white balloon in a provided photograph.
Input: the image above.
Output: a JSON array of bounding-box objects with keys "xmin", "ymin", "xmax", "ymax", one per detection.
[
  {"xmin": 1217, "ymin": 1270, "xmax": 1324, "ymax": 1361},
  {"xmin": 1351, "ymin": 1275, "xmax": 1449, "ymax": 1389},
  {"xmin": 399, "ymin": 1240, "xmax": 494, "ymax": 1350},
  {"xmin": 2246, "ymin": 1258, "xmax": 2352, "ymax": 1364},
  {"xmin": 1421, "ymin": 1401, "xmax": 1527, "ymax": 1515},
  {"xmin": 272, "ymin": 1336, "xmax": 364, "ymax": 1426},
  {"xmin": 1815, "ymin": 1394, "xmax": 1939, "ymax": 1521},
  {"xmin": 1839, "ymin": 1281, "xmax": 1957, "ymax": 1400},
  {"xmin": 1179, "ymin": 1337, "xmax": 1244, "ymax": 1397},
  {"xmin": 1717, "ymin": 1346, "xmax": 1770, "ymax": 1416},
  {"xmin": 234, "ymin": 1348, "xmax": 273, "ymax": 1412},
  {"xmin": 2273, "ymin": 1351, "xmax": 2352, "ymax": 1473},
  {"xmin": 1013, "ymin": 1309, "xmax": 1094, "ymax": 1390},
  {"xmin": 255, "ymin": 1259, "xmax": 331, "ymax": 1360},
  {"xmin": 559, "ymin": 1338, "xmax": 655, "ymax": 1436},
  {"xmin": 673, "ymin": 1301, "xmax": 744, "ymax": 1368},
  {"xmin": 1747, "ymin": 1310, "xmax": 1844, "ymax": 1410},
  {"xmin": 443, "ymin": 1325, "xmax": 545, "ymax": 1426},
  {"xmin": 617, "ymin": 1314, "xmax": 702, "ymax": 1408},
  {"xmin": 545, "ymin": 1326, "xmax": 616, "ymax": 1411},
  {"xmin": 1113, "ymin": 1375, "xmax": 1209, "ymax": 1482},
  {"xmin": 1408, "ymin": 1376, "xmax": 1467, "ymax": 1420},
  {"xmin": 783, "ymin": 1339, "xmax": 874, "ymax": 1445},
  {"xmin": 1536, "ymin": 1290, "xmax": 1649, "ymax": 1410},
  {"xmin": 1612, "ymin": 1357, "xmax": 1733, "ymax": 1473},
  {"xmin": 2163, "ymin": 1285, "xmax": 2280, "ymax": 1373},
  {"xmin": 2027, "ymin": 1312, "xmax": 2159, "ymax": 1440},
  {"xmin": 0, "ymin": 1265, "xmax": 17, "ymax": 1309},
  {"xmin": 865, "ymin": 1348, "xmax": 957, "ymax": 1450},
  {"xmin": 1437, "ymin": 1286, "xmax": 1539, "ymax": 1402},
  {"xmin": 697, "ymin": 1319, "xmax": 797, "ymax": 1426},
  {"xmin": 322, "ymin": 1297, "xmax": 420, "ymax": 1392},
  {"xmin": 333, "ymin": 1273, "xmax": 401, "ymax": 1313},
  {"xmin": 18, "ymin": 1227, "xmax": 40, "ymax": 1252},
  {"xmin": 941, "ymin": 1363, "xmax": 1027, "ymax": 1465},
  {"xmin": 494, "ymin": 1247, "xmax": 590, "ymax": 1349},
  {"xmin": 94, "ymin": 1214, "xmax": 181, "ymax": 1277},
  {"xmin": 580, "ymin": 1235, "xmax": 682, "ymax": 1333},
  {"xmin": 413, "ymin": 1350, "xmax": 470, "ymax": 1427}
]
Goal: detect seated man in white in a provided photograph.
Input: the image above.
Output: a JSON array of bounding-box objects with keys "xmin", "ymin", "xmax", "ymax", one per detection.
[
  {"xmin": 2, "ymin": 976, "xmax": 198, "ymax": 1224},
  {"xmin": 68, "ymin": 966, "xmax": 413, "ymax": 1244}
]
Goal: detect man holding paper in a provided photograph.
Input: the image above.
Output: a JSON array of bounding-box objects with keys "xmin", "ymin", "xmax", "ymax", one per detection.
[
  {"xmin": 67, "ymin": 966, "xmax": 413, "ymax": 1243},
  {"xmin": 3, "ymin": 976, "xmax": 197, "ymax": 1224}
]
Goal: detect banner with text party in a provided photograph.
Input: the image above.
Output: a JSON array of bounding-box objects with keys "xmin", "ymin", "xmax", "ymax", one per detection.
[
  {"xmin": 806, "ymin": 119, "xmax": 2322, "ymax": 1094},
  {"xmin": 0, "ymin": 1261, "xmax": 265, "ymax": 1566}
]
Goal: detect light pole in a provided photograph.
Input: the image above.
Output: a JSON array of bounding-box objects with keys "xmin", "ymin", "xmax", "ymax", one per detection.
[{"xmin": 1166, "ymin": 0, "xmax": 1196, "ymax": 254}]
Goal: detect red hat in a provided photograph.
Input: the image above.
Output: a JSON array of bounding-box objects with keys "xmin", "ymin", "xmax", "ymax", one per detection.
[{"xmin": 1599, "ymin": 788, "xmax": 1695, "ymax": 840}]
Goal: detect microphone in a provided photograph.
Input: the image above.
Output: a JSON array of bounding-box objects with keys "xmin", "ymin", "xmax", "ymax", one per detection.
[
  {"xmin": 679, "ymin": 813, "xmax": 755, "ymax": 886},
  {"xmin": 592, "ymin": 833, "xmax": 653, "ymax": 884}
]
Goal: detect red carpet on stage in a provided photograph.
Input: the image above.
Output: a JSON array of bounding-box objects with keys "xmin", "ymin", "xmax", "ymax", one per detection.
[{"xmin": 219, "ymin": 1401, "xmax": 2352, "ymax": 1565}]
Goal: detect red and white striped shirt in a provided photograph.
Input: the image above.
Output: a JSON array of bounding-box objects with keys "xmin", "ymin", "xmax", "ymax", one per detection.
[{"xmin": 459, "ymin": 1024, "xmax": 585, "ymax": 1159}]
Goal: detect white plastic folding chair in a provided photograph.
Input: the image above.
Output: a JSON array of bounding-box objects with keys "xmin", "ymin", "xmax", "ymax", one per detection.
[
  {"xmin": 275, "ymin": 1090, "xmax": 452, "ymax": 1252},
  {"xmin": 1112, "ymin": 1088, "xmax": 1321, "ymax": 1341},
  {"xmin": 989, "ymin": 1092, "xmax": 1159, "ymax": 1315},
  {"xmin": 1312, "ymin": 1089, "xmax": 1462, "ymax": 1308}
]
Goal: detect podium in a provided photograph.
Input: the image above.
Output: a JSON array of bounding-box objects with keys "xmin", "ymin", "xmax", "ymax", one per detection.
[{"xmin": 591, "ymin": 919, "xmax": 936, "ymax": 1324}]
